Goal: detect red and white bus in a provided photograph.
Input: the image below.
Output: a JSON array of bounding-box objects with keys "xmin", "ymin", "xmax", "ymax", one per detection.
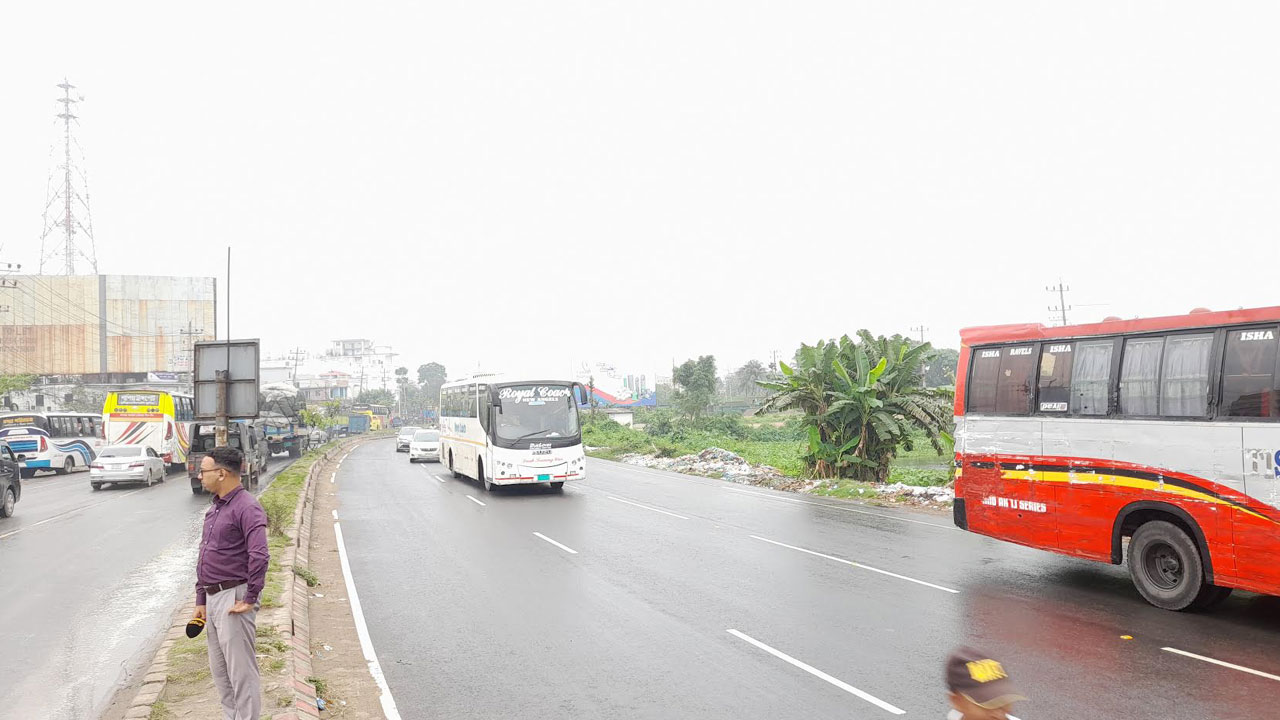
[{"xmin": 953, "ymin": 306, "xmax": 1280, "ymax": 611}]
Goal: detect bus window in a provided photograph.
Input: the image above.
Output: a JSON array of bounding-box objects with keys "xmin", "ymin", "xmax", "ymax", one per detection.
[
  {"xmin": 996, "ymin": 346, "xmax": 1036, "ymax": 414},
  {"xmin": 967, "ymin": 349, "xmax": 1002, "ymax": 413},
  {"xmin": 1160, "ymin": 333, "xmax": 1213, "ymax": 417},
  {"xmin": 1070, "ymin": 340, "xmax": 1114, "ymax": 415},
  {"xmin": 1120, "ymin": 337, "xmax": 1163, "ymax": 415},
  {"xmin": 1037, "ymin": 343, "xmax": 1074, "ymax": 412},
  {"xmin": 1221, "ymin": 328, "xmax": 1279, "ymax": 418}
]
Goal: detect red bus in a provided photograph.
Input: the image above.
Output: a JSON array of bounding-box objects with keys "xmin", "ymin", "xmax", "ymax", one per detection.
[{"xmin": 953, "ymin": 305, "xmax": 1280, "ymax": 611}]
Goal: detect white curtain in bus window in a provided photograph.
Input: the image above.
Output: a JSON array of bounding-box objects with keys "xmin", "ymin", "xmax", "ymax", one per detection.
[
  {"xmin": 1160, "ymin": 333, "xmax": 1214, "ymax": 417},
  {"xmin": 1069, "ymin": 340, "xmax": 1113, "ymax": 415},
  {"xmin": 1037, "ymin": 343, "xmax": 1074, "ymax": 412},
  {"xmin": 1120, "ymin": 337, "xmax": 1163, "ymax": 415},
  {"xmin": 1222, "ymin": 328, "xmax": 1278, "ymax": 418}
]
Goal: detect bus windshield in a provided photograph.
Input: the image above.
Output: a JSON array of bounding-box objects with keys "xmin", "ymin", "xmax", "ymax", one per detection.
[{"xmin": 494, "ymin": 385, "xmax": 580, "ymax": 441}]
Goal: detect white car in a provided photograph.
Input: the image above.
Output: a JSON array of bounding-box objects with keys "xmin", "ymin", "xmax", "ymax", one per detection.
[
  {"xmin": 408, "ymin": 430, "xmax": 441, "ymax": 463},
  {"xmin": 396, "ymin": 426, "xmax": 422, "ymax": 452},
  {"xmin": 90, "ymin": 445, "xmax": 167, "ymax": 490}
]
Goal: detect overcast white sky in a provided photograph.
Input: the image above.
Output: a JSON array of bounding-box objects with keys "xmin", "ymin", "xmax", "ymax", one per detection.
[{"xmin": 2, "ymin": 2, "xmax": 1277, "ymax": 382}]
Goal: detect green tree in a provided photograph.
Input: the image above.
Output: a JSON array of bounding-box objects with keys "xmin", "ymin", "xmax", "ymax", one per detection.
[
  {"xmin": 758, "ymin": 332, "xmax": 953, "ymax": 482},
  {"xmin": 0, "ymin": 374, "xmax": 35, "ymax": 397},
  {"xmin": 417, "ymin": 362, "xmax": 447, "ymax": 402},
  {"xmin": 727, "ymin": 359, "xmax": 770, "ymax": 398},
  {"xmin": 924, "ymin": 348, "xmax": 959, "ymax": 388},
  {"xmin": 355, "ymin": 388, "xmax": 397, "ymax": 407},
  {"xmin": 673, "ymin": 355, "xmax": 717, "ymax": 419}
]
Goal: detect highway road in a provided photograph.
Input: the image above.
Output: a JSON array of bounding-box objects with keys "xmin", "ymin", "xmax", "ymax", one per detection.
[
  {"xmin": 0, "ymin": 459, "xmax": 289, "ymax": 720},
  {"xmin": 335, "ymin": 439, "xmax": 1280, "ymax": 719}
]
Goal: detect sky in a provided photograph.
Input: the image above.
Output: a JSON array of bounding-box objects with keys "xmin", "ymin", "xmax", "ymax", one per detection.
[{"xmin": 2, "ymin": 2, "xmax": 1278, "ymax": 384}]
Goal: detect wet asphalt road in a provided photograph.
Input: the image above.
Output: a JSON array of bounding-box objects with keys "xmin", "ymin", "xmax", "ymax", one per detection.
[
  {"xmin": 336, "ymin": 439, "xmax": 1280, "ymax": 720},
  {"xmin": 0, "ymin": 459, "xmax": 287, "ymax": 720}
]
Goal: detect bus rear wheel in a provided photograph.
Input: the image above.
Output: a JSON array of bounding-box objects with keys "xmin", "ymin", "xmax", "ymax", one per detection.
[
  {"xmin": 55, "ymin": 458, "xmax": 73, "ymax": 476},
  {"xmin": 20, "ymin": 468, "xmax": 35, "ymax": 479},
  {"xmin": 1128, "ymin": 520, "xmax": 1205, "ymax": 611},
  {"xmin": 551, "ymin": 482, "xmax": 564, "ymax": 491}
]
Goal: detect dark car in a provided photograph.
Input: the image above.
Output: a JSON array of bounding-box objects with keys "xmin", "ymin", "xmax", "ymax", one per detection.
[{"xmin": 0, "ymin": 441, "xmax": 22, "ymax": 518}]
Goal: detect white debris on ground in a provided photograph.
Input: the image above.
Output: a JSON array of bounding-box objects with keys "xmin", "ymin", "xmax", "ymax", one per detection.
[
  {"xmin": 876, "ymin": 482, "xmax": 955, "ymax": 505},
  {"xmin": 618, "ymin": 447, "xmax": 815, "ymax": 492}
]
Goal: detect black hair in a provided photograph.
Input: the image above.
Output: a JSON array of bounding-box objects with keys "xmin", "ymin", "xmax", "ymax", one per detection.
[{"xmin": 207, "ymin": 445, "xmax": 243, "ymax": 475}]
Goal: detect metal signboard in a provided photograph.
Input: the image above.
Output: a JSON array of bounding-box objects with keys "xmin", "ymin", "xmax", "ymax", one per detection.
[{"xmin": 193, "ymin": 339, "xmax": 261, "ymax": 419}]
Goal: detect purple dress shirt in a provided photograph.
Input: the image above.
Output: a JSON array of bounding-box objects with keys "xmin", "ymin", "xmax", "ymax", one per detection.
[{"xmin": 195, "ymin": 485, "xmax": 269, "ymax": 605}]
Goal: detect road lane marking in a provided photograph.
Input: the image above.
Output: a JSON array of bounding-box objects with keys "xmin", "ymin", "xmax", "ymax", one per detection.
[
  {"xmin": 0, "ymin": 488, "xmax": 146, "ymax": 540},
  {"xmin": 1162, "ymin": 647, "xmax": 1280, "ymax": 682},
  {"xmin": 330, "ymin": 473, "xmax": 336, "ymax": 484},
  {"xmin": 332, "ymin": 510, "xmax": 338, "ymax": 519},
  {"xmin": 334, "ymin": 522, "xmax": 403, "ymax": 719},
  {"xmin": 724, "ymin": 487, "xmax": 954, "ymax": 530},
  {"xmin": 726, "ymin": 629, "xmax": 905, "ymax": 714},
  {"xmin": 750, "ymin": 535, "xmax": 959, "ymax": 593},
  {"xmin": 466, "ymin": 495, "xmax": 486, "ymax": 507},
  {"xmin": 533, "ymin": 532, "xmax": 578, "ymax": 554},
  {"xmin": 608, "ymin": 495, "xmax": 690, "ymax": 519}
]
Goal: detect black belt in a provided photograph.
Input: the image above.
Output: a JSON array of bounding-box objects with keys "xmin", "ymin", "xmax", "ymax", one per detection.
[{"xmin": 203, "ymin": 579, "xmax": 246, "ymax": 595}]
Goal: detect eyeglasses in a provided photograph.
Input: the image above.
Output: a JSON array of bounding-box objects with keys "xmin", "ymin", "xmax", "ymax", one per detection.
[{"xmin": 197, "ymin": 468, "xmax": 225, "ymax": 477}]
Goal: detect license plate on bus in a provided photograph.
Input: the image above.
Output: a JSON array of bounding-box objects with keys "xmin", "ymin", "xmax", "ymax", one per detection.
[{"xmin": 537, "ymin": 474, "xmax": 551, "ymax": 482}]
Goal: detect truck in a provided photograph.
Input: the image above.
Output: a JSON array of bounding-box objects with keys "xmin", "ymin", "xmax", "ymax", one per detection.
[
  {"xmin": 261, "ymin": 413, "xmax": 311, "ymax": 458},
  {"xmin": 348, "ymin": 413, "xmax": 371, "ymax": 434},
  {"xmin": 187, "ymin": 421, "xmax": 268, "ymax": 494}
]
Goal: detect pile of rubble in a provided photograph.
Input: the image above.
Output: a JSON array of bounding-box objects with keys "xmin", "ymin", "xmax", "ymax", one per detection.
[
  {"xmin": 618, "ymin": 447, "xmax": 813, "ymax": 491},
  {"xmin": 875, "ymin": 482, "xmax": 955, "ymax": 505}
]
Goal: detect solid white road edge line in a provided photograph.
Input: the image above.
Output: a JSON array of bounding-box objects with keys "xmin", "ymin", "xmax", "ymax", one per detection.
[
  {"xmin": 608, "ymin": 495, "xmax": 690, "ymax": 520},
  {"xmin": 750, "ymin": 535, "xmax": 960, "ymax": 594},
  {"xmin": 334, "ymin": 522, "xmax": 403, "ymax": 720},
  {"xmin": 533, "ymin": 532, "xmax": 578, "ymax": 554},
  {"xmin": 331, "ymin": 509, "xmax": 338, "ymax": 520},
  {"xmin": 724, "ymin": 487, "xmax": 954, "ymax": 530},
  {"xmin": 1162, "ymin": 647, "xmax": 1280, "ymax": 682},
  {"xmin": 726, "ymin": 629, "xmax": 906, "ymax": 715},
  {"xmin": 0, "ymin": 488, "xmax": 146, "ymax": 540},
  {"xmin": 466, "ymin": 495, "xmax": 486, "ymax": 507}
]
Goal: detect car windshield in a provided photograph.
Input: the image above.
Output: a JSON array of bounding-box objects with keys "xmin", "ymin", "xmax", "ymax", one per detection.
[
  {"xmin": 413, "ymin": 431, "xmax": 439, "ymax": 442},
  {"xmin": 99, "ymin": 447, "xmax": 142, "ymax": 457},
  {"xmin": 398, "ymin": 427, "xmax": 421, "ymax": 437},
  {"xmin": 192, "ymin": 434, "xmax": 242, "ymax": 452},
  {"xmin": 494, "ymin": 385, "xmax": 580, "ymax": 442}
]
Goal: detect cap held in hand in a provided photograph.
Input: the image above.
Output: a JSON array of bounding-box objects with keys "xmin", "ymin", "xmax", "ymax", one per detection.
[
  {"xmin": 186, "ymin": 617, "xmax": 206, "ymax": 639},
  {"xmin": 945, "ymin": 647, "xmax": 1026, "ymax": 709}
]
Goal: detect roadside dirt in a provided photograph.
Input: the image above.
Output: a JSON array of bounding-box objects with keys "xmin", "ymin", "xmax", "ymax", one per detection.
[{"xmin": 303, "ymin": 461, "xmax": 384, "ymax": 719}]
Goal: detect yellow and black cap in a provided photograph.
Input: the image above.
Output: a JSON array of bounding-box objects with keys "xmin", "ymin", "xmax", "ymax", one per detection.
[
  {"xmin": 945, "ymin": 647, "xmax": 1026, "ymax": 709},
  {"xmin": 186, "ymin": 617, "xmax": 206, "ymax": 639}
]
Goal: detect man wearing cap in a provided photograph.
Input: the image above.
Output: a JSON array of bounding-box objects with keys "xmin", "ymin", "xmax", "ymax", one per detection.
[
  {"xmin": 945, "ymin": 647, "xmax": 1026, "ymax": 720},
  {"xmin": 191, "ymin": 445, "xmax": 269, "ymax": 720}
]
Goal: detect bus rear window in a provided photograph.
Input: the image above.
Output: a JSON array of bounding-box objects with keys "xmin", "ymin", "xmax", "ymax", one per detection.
[
  {"xmin": 1221, "ymin": 328, "xmax": 1279, "ymax": 418},
  {"xmin": 968, "ymin": 346, "xmax": 1035, "ymax": 414}
]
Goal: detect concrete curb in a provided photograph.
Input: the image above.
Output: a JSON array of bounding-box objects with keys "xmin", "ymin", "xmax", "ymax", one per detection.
[
  {"xmin": 273, "ymin": 434, "xmax": 380, "ymax": 720},
  {"xmin": 120, "ymin": 435, "xmax": 377, "ymax": 720}
]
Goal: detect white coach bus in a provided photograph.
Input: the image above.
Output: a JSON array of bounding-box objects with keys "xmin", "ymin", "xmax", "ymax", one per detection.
[{"xmin": 439, "ymin": 376, "xmax": 589, "ymax": 491}]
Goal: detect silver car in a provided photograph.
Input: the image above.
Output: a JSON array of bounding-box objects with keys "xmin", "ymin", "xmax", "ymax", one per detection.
[
  {"xmin": 408, "ymin": 430, "xmax": 441, "ymax": 463},
  {"xmin": 90, "ymin": 445, "xmax": 167, "ymax": 490},
  {"xmin": 396, "ymin": 426, "xmax": 422, "ymax": 452}
]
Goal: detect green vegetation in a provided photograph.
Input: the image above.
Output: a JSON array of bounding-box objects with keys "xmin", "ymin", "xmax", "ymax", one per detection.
[
  {"xmin": 307, "ymin": 675, "xmax": 330, "ymax": 698},
  {"xmin": 148, "ymin": 701, "xmax": 170, "ymax": 720},
  {"xmin": 294, "ymin": 565, "xmax": 320, "ymax": 587},
  {"xmin": 673, "ymin": 356, "xmax": 718, "ymax": 419},
  {"xmin": 758, "ymin": 332, "xmax": 953, "ymax": 482}
]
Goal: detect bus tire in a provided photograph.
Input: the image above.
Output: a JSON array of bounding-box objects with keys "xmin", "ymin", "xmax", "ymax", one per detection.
[
  {"xmin": 20, "ymin": 468, "xmax": 35, "ymax": 479},
  {"xmin": 55, "ymin": 457, "xmax": 74, "ymax": 476},
  {"xmin": 449, "ymin": 453, "xmax": 461, "ymax": 479},
  {"xmin": 479, "ymin": 462, "xmax": 492, "ymax": 492},
  {"xmin": 1128, "ymin": 520, "xmax": 1205, "ymax": 611},
  {"xmin": 551, "ymin": 482, "xmax": 564, "ymax": 491},
  {"xmin": 91, "ymin": 482, "xmax": 102, "ymax": 491},
  {"xmin": 1189, "ymin": 584, "xmax": 1233, "ymax": 611}
]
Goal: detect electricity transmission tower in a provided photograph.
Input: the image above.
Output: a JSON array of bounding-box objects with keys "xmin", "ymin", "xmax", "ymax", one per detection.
[{"xmin": 39, "ymin": 79, "xmax": 99, "ymax": 275}]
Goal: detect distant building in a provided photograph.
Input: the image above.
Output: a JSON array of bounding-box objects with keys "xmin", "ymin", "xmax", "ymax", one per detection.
[{"xmin": 0, "ymin": 274, "xmax": 216, "ymax": 377}]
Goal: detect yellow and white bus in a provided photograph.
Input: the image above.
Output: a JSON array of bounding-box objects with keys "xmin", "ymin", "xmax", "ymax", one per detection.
[
  {"xmin": 439, "ymin": 376, "xmax": 589, "ymax": 492},
  {"xmin": 102, "ymin": 390, "xmax": 197, "ymax": 471},
  {"xmin": 0, "ymin": 412, "xmax": 105, "ymax": 478}
]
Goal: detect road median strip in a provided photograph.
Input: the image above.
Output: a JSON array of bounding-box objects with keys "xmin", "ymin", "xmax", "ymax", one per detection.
[{"xmin": 121, "ymin": 434, "xmax": 378, "ymax": 720}]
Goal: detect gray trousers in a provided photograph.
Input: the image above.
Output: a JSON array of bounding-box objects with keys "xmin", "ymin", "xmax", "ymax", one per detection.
[{"xmin": 206, "ymin": 583, "xmax": 261, "ymax": 720}]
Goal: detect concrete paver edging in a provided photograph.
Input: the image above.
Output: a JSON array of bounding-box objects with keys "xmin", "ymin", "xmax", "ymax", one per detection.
[{"xmin": 118, "ymin": 434, "xmax": 381, "ymax": 720}]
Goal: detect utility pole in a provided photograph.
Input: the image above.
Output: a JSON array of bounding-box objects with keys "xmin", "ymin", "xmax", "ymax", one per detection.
[
  {"xmin": 217, "ymin": 247, "xmax": 231, "ymax": 448},
  {"xmin": 1047, "ymin": 279, "xmax": 1071, "ymax": 326},
  {"xmin": 39, "ymin": 79, "xmax": 98, "ymax": 275},
  {"xmin": 179, "ymin": 321, "xmax": 205, "ymax": 374},
  {"xmin": 288, "ymin": 347, "xmax": 306, "ymax": 385},
  {"xmin": 910, "ymin": 325, "xmax": 928, "ymax": 344}
]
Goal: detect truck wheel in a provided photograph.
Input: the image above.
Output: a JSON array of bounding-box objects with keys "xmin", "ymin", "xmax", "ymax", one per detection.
[{"xmin": 1128, "ymin": 520, "xmax": 1205, "ymax": 611}]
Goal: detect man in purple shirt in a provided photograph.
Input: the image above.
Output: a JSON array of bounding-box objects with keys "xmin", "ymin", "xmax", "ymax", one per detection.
[{"xmin": 191, "ymin": 446, "xmax": 269, "ymax": 720}]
